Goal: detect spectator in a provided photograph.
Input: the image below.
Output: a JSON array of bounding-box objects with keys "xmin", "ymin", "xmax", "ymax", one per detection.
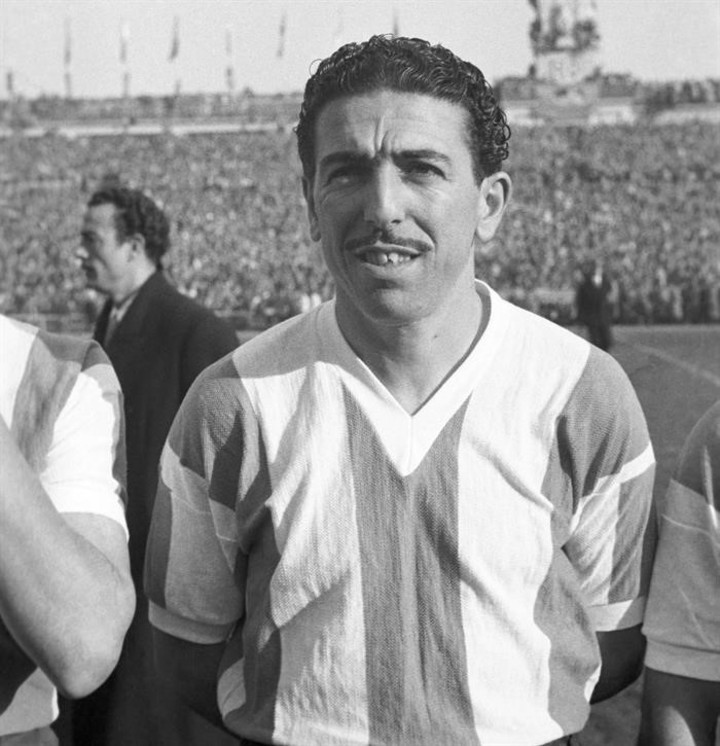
[
  {"xmin": 575, "ymin": 259, "xmax": 614, "ymax": 351},
  {"xmin": 1, "ymin": 119, "xmax": 719, "ymax": 329},
  {"xmin": 0, "ymin": 314, "xmax": 134, "ymax": 744}
]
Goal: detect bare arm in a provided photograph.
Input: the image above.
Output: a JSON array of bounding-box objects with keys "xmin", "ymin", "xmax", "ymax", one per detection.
[
  {"xmin": 0, "ymin": 417, "xmax": 135, "ymax": 699},
  {"xmin": 152, "ymin": 628, "xmax": 228, "ymax": 728},
  {"xmin": 639, "ymin": 668, "xmax": 720, "ymax": 746},
  {"xmin": 591, "ymin": 625, "xmax": 645, "ymax": 703}
]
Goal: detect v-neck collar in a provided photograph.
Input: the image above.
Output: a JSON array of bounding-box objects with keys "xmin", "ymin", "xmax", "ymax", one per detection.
[{"xmin": 319, "ymin": 282, "xmax": 508, "ymax": 475}]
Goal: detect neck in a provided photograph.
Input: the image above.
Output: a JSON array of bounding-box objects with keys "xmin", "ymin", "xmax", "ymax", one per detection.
[
  {"xmin": 337, "ymin": 286, "xmax": 484, "ymax": 414},
  {"xmin": 110, "ymin": 266, "xmax": 156, "ymax": 306}
]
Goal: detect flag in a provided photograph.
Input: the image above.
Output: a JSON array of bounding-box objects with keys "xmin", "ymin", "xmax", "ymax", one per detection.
[
  {"xmin": 6, "ymin": 70, "xmax": 14, "ymax": 97},
  {"xmin": 392, "ymin": 9, "xmax": 400, "ymax": 36},
  {"xmin": 120, "ymin": 21, "xmax": 130, "ymax": 64},
  {"xmin": 169, "ymin": 16, "xmax": 180, "ymax": 61},
  {"xmin": 276, "ymin": 11, "xmax": 287, "ymax": 58},
  {"xmin": 64, "ymin": 18, "xmax": 72, "ymax": 67}
]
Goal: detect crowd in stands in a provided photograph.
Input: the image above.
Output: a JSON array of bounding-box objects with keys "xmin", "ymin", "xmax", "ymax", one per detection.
[
  {"xmin": 1, "ymin": 119, "xmax": 718, "ymax": 330},
  {"xmin": 3, "ymin": 77, "xmax": 718, "ymax": 130}
]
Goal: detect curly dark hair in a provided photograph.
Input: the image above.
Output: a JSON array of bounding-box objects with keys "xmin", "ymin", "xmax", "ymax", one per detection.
[
  {"xmin": 88, "ymin": 187, "xmax": 170, "ymax": 268},
  {"xmin": 295, "ymin": 35, "xmax": 511, "ymax": 184}
]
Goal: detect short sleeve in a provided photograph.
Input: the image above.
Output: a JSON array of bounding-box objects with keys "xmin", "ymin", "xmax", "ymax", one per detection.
[
  {"xmin": 145, "ymin": 360, "xmax": 247, "ymax": 644},
  {"xmin": 643, "ymin": 402, "xmax": 720, "ymax": 681},
  {"xmin": 562, "ymin": 349, "xmax": 656, "ymax": 631},
  {"xmin": 42, "ymin": 344, "xmax": 128, "ymax": 536}
]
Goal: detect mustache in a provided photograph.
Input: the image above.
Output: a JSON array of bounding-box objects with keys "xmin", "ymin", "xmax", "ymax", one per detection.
[{"xmin": 344, "ymin": 231, "xmax": 432, "ymax": 255}]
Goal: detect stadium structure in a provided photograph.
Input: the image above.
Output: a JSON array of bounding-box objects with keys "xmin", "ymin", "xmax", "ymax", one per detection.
[
  {"xmin": 499, "ymin": 0, "xmax": 720, "ymax": 126},
  {"xmin": 1, "ymin": 0, "xmax": 718, "ymax": 138}
]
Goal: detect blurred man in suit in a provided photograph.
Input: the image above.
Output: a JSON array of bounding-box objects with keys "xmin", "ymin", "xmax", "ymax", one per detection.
[
  {"xmin": 68, "ymin": 187, "xmax": 238, "ymax": 746},
  {"xmin": 575, "ymin": 259, "xmax": 614, "ymax": 351}
]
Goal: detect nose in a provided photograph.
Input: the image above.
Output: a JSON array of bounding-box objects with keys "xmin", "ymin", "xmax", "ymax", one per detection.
[{"xmin": 362, "ymin": 164, "xmax": 404, "ymax": 228}]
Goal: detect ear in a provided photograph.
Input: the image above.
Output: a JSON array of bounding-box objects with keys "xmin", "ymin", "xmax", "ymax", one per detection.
[
  {"xmin": 475, "ymin": 172, "xmax": 512, "ymax": 243},
  {"xmin": 126, "ymin": 233, "xmax": 148, "ymax": 262},
  {"xmin": 302, "ymin": 177, "xmax": 321, "ymax": 242}
]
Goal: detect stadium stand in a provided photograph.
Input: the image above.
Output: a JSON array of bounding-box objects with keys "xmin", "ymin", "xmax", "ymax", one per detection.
[{"xmin": 1, "ymin": 93, "xmax": 718, "ymax": 332}]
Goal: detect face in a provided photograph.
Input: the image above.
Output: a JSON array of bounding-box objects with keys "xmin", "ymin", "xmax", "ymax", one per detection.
[
  {"xmin": 304, "ymin": 90, "xmax": 509, "ymax": 332},
  {"xmin": 78, "ymin": 203, "xmax": 133, "ymax": 299}
]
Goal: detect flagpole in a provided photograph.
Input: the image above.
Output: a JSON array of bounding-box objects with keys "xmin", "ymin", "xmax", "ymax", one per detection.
[
  {"xmin": 169, "ymin": 15, "xmax": 181, "ymax": 99},
  {"xmin": 64, "ymin": 17, "xmax": 72, "ymax": 99},
  {"xmin": 276, "ymin": 10, "xmax": 287, "ymax": 60},
  {"xmin": 225, "ymin": 25, "xmax": 235, "ymax": 99},
  {"xmin": 120, "ymin": 20, "xmax": 130, "ymax": 100}
]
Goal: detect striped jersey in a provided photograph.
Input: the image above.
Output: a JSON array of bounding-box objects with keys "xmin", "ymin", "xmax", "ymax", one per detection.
[
  {"xmin": 146, "ymin": 282, "xmax": 655, "ymax": 745},
  {"xmin": 643, "ymin": 400, "xmax": 720, "ymax": 682},
  {"xmin": 0, "ymin": 314, "xmax": 127, "ymax": 736}
]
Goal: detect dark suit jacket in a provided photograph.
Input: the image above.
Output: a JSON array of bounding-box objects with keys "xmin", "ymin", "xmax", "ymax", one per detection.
[
  {"xmin": 94, "ymin": 270, "xmax": 238, "ymax": 582},
  {"xmin": 66, "ymin": 272, "xmax": 240, "ymax": 746}
]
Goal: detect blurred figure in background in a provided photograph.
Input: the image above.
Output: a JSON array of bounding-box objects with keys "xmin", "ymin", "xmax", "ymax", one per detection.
[
  {"xmin": 575, "ymin": 259, "xmax": 614, "ymax": 351},
  {"xmin": 640, "ymin": 400, "xmax": 720, "ymax": 746},
  {"xmin": 0, "ymin": 314, "xmax": 133, "ymax": 745},
  {"xmin": 66, "ymin": 187, "xmax": 238, "ymax": 746}
]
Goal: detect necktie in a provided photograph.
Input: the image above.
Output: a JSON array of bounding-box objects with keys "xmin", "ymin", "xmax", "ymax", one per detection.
[{"xmin": 104, "ymin": 307, "xmax": 121, "ymax": 347}]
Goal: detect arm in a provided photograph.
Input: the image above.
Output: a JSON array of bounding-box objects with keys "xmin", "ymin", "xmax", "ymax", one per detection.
[
  {"xmin": 152, "ymin": 629, "xmax": 227, "ymax": 728},
  {"xmin": 0, "ymin": 417, "xmax": 135, "ymax": 699},
  {"xmin": 591, "ymin": 625, "xmax": 645, "ymax": 703},
  {"xmin": 640, "ymin": 404, "xmax": 720, "ymax": 745},
  {"xmin": 144, "ymin": 368, "xmax": 246, "ymax": 729},
  {"xmin": 560, "ymin": 352, "xmax": 656, "ymax": 702},
  {"xmin": 639, "ymin": 668, "xmax": 720, "ymax": 746}
]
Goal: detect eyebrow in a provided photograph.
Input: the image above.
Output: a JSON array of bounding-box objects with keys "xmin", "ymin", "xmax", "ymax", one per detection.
[{"xmin": 318, "ymin": 149, "xmax": 452, "ymax": 171}]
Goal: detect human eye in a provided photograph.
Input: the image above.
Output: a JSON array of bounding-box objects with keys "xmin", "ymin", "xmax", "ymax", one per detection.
[
  {"xmin": 324, "ymin": 162, "xmax": 363, "ymax": 186},
  {"xmin": 401, "ymin": 158, "xmax": 444, "ymax": 180}
]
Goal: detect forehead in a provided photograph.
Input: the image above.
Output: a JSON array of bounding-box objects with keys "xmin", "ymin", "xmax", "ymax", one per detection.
[
  {"xmin": 83, "ymin": 202, "xmax": 117, "ymax": 232},
  {"xmin": 313, "ymin": 90, "xmax": 472, "ymax": 165}
]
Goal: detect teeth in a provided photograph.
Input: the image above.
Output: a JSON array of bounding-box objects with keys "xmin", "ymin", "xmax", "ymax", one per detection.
[{"xmin": 363, "ymin": 251, "xmax": 413, "ymax": 266}]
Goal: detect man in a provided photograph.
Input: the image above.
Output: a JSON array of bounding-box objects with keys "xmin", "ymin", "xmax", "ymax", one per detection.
[
  {"xmin": 145, "ymin": 36, "xmax": 655, "ymax": 745},
  {"xmin": 575, "ymin": 259, "xmax": 614, "ymax": 351},
  {"xmin": 640, "ymin": 401, "xmax": 720, "ymax": 746},
  {"xmin": 0, "ymin": 313, "xmax": 134, "ymax": 745},
  {"xmin": 70, "ymin": 188, "xmax": 239, "ymax": 745}
]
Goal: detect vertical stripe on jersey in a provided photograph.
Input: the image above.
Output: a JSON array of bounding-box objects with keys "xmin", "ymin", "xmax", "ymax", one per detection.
[
  {"xmin": 346, "ymin": 388, "xmax": 480, "ymax": 745},
  {"xmin": 228, "ymin": 441, "xmax": 281, "ymax": 738},
  {"xmin": 11, "ymin": 329, "xmax": 85, "ymax": 472}
]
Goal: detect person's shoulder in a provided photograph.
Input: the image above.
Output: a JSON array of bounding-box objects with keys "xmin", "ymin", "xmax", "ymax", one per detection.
[
  {"xmin": 150, "ymin": 274, "xmax": 235, "ymax": 334},
  {"xmin": 3, "ymin": 314, "xmax": 108, "ymax": 371},
  {"xmin": 492, "ymin": 285, "xmax": 590, "ymax": 359},
  {"xmin": 687, "ymin": 400, "xmax": 720, "ymax": 450},
  {"xmin": 675, "ymin": 400, "xmax": 720, "ymax": 492},
  {"xmin": 232, "ymin": 303, "xmax": 329, "ymax": 376}
]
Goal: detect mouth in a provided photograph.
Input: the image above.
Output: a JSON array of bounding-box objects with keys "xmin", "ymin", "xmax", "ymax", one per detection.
[
  {"xmin": 359, "ymin": 249, "xmax": 417, "ymax": 267},
  {"xmin": 347, "ymin": 235, "xmax": 429, "ymax": 268}
]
